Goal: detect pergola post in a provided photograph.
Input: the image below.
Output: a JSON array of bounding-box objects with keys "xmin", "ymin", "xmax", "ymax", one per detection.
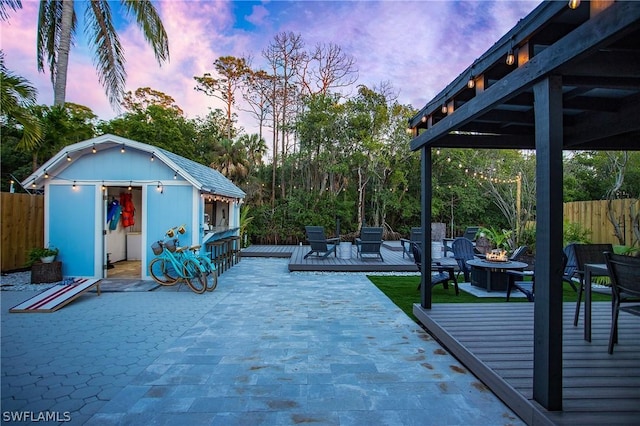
[
  {"xmin": 533, "ymin": 75, "xmax": 564, "ymax": 411},
  {"xmin": 420, "ymin": 146, "xmax": 433, "ymax": 309}
]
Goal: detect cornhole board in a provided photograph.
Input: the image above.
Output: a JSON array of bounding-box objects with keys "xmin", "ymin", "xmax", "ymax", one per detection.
[{"xmin": 9, "ymin": 279, "xmax": 100, "ymax": 313}]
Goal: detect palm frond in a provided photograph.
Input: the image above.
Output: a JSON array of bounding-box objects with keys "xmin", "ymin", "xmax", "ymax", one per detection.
[
  {"xmin": 122, "ymin": 0, "xmax": 169, "ymax": 64},
  {"xmin": 0, "ymin": 52, "xmax": 43, "ymax": 151},
  {"xmin": 0, "ymin": 0, "xmax": 22, "ymax": 21},
  {"xmin": 86, "ymin": 0, "xmax": 126, "ymax": 108}
]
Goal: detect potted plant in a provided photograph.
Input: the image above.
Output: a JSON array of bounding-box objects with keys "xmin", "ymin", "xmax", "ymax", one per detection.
[{"xmin": 27, "ymin": 246, "xmax": 59, "ymax": 265}]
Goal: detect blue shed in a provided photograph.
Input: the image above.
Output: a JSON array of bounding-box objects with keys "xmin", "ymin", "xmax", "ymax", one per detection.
[{"xmin": 22, "ymin": 134, "xmax": 245, "ymax": 280}]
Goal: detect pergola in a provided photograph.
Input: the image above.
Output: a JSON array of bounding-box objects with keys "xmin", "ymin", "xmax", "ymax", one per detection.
[{"xmin": 408, "ymin": 0, "xmax": 640, "ymax": 411}]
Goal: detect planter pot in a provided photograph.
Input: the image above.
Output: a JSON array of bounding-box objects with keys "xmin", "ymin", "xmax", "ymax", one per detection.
[{"xmin": 40, "ymin": 255, "xmax": 56, "ymax": 263}]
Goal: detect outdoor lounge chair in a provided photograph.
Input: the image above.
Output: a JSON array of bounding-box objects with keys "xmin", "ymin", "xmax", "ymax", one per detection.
[
  {"xmin": 412, "ymin": 243, "xmax": 459, "ymax": 295},
  {"xmin": 355, "ymin": 227, "xmax": 384, "ymax": 261},
  {"xmin": 603, "ymin": 251, "xmax": 640, "ymax": 354},
  {"xmin": 452, "ymin": 237, "xmax": 476, "ymax": 282},
  {"xmin": 573, "ymin": 243, "xmax": 614, "ymax": 326},
  {"xmin": 400, "ymin": 227, "xmax": 422, "ymax": 258},
  {"xmin": 303, "ymin": 226, "xmax": 339, "ymax": 259}
]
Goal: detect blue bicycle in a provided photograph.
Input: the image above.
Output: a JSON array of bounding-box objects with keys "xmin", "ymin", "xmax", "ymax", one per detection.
[{"xmin": 148, "ymin": 225, "xmax": 217, "ymax": 293}]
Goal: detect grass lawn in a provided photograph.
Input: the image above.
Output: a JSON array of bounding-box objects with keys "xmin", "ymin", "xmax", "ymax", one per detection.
[{"xmin": 367, "ymin": 275, "xmax": 612, "ymax": 322}]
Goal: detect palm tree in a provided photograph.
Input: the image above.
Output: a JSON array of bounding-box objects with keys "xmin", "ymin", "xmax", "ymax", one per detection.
[
  {"xmin": 212, "ymin": 138, "xmax": 249, "ymax": 182},
  {"xmin": 37, "ymin": 0, "xmax": 169, "ymax": 108},
  {"xmin": 0, "ymin": 51, "xmax": 42, "ymax": 154},
  {"xmin": 238, "ymin": 133, "xmax": 267, "ymax": 168},
  {"xmin": 0, "ymin": 0, "xmax": 22, "ymax": 21}
]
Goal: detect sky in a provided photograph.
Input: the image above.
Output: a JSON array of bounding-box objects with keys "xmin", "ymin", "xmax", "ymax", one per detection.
[{"xmin": 1, "ymin": 0, "xmax": 541, "ymax": 133}]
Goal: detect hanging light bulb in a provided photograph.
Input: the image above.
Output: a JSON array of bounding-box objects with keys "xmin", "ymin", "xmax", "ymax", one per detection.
[
  {"xmin": 467, "ymin": 75, "xmax": 475, "ymax": 89},
  {"xmin": 66, "ymin": 152, "xmax": 71, "ymax": 161},
  {"xmin": 568, "ymin": 0, "xmax": 580, "ymax": 9},
  {"xmin": 506, "ymin": 48, "xmax": 515, "ymax": 66},
  {"xmin": 128, "ymin": 181, "xmax": 132, "ymax": 191},
  {"xmin": 150, "ymin": 152, "xmax": 155, "ymax": 162},
  {"xmin": 441, "ymin": 103, "xmax": 448, "ymax": 114},
  {"xmin": 92, "ymin": 144, "xmax": 97, "ymax": 154},
  {"xmin": 31, "ymin": 179, "xmax": 36, "ymax": 188},
  {"xmin": 44, "ymin": 170, "xmax": 49, "ymax": 178},
  {"xmin": 72, "ymin": 181, "xmax": 77, "ymax": 189},
  {"xmin": 173, "ymin": 171, "xmax": 178, "ymax": 179},
  {"xmin": 101, "ymin": 181, "xmax": 106, "ymax": 191},
  {"xmin": 121, "ymin": 144, "xmax": 126, "ymax": 153}
]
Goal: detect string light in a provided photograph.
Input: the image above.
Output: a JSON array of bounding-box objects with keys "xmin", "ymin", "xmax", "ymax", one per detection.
[
  {"xmin": 72, "ymin": 181, "xmax": 76, "ymax": 189},
  {"xmin": 66, "ymin": 152, "xmax": 71, "ymax": 161},
  {"xmin": 128, "ymin": 181, "xmax": 132, "ymax": 191},
  {"xmin": 173, "ymin": 171, "xmax": 177, "ymax": 179},
  {"xmin": 568, "ymin": 0, "xmax": 580, "ymax": 9},
  {"xmin": 121, "ymin": 144, "xmax": 126, "ymax": 153},
  {"xmin": 150, "ymin": 152, "xmax": 155, "ymax": 162},
  {"xmin": 101, "ymin": 181, "xmax": 106, "ymax": 191},
  {"xmin": 31, "ymin": 179, "xmax": 36, "ymax": 188},
  {"xmin": 44, "ymin": 170, "xmax": 49, "ymax": 178},
  {"xmin": 92, "ymin": 144, "xmax": 97, "ymax": 154}
]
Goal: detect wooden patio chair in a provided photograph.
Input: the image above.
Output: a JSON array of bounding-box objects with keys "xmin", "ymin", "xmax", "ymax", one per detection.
[
  {"xmin": 303, "ymin": 226, "xmax": 339, "ymax": 259},
  {"xmin": 355, "ymin": 227, "xmax": 384, "ymax": 261},
  {"xmin": 400, "ymin": 227, "xmax": 422, "ymax": 258},
  {"xmin": 452, "ymin": 237, "xmax": 476, "ymax": 282},
  {"xmin": 573, "ymin": 243, "xmax": 614, "ymax": 327},
  {"xmin": 603, "ymin": 251, "xmax": 640, "ymax": 354},
  {"xmin": 462, "ymin": 226, "xmax": 480, "ymax": 241},
  {"xmin": 412, "ymin": 243, "xmax": 459, "ymax": 295}
]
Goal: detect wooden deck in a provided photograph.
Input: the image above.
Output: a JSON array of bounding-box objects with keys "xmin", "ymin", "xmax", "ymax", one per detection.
[
  {"xmin": 414, "ymin": 302, "xmax": 640, "ymax": 425},
  {"xmin": 242, "ymin": 242, "xmax": 437, "ymax": 272}
]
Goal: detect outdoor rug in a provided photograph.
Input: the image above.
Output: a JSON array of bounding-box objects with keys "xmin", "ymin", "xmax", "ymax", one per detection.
[{"xmin": 9, "ymin": 278, "xmax": 100, "ymax": 313}]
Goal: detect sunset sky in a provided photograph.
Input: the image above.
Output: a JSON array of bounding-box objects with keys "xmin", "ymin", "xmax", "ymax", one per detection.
[{"xmin": 1, "ymin": 0, "xmax": 541, "ymax": 132}]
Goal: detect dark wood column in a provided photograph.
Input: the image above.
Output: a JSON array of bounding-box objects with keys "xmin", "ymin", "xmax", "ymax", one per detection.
[
  {"xmin": 420, "ymin": 146, "xmax": 433, "ymax": 309},
  {"xmin": 533, "ymin": 75, "xmax": 564, "ymax": 410}
]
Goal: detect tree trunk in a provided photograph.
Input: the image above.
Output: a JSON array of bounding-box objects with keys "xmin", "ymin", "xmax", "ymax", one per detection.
[{"xmin": 54, "ymin": 0, "xmax": 74, "ymax": 106}]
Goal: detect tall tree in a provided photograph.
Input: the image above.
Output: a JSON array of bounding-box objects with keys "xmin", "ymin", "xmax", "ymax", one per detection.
[
  {"xmin": 37, "ymin": 0, "xmax": 169, "ymax": 108},
  {"xmin": 194, "ymin": 56, "xmax": 252, "ymax": 140}
]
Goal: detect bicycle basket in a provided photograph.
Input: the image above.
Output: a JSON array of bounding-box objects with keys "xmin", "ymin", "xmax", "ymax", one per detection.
[
  {"xmin": 165, "ymin": 238, "xmax": 178, "ymax": 252},
  {"xmin": 151, "ymin": 241, "xmax": 163, "ymax": 255}
]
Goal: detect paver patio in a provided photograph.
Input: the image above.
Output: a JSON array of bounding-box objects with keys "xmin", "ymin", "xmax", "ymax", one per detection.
[{"xmin": 1, "ymin": 258, "xmax": 522, "ymax": 425}]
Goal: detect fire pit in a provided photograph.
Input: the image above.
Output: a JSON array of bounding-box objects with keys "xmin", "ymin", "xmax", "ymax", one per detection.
[{"xmin": 485, "ymin": 249, "xmax": 508, "ymax": 262}]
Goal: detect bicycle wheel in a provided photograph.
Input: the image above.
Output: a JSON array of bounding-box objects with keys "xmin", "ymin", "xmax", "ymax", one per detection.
[
  {"xmin": 205, "ymin": 269, "xmax": 218, "ymax": 292},
  {"xmin": 149, "ymin": 258, "xmax": 179, "ymax": 285},
  {"xmin": 183, "ymin": 259, "xmax": 206, "ymax": 294}
]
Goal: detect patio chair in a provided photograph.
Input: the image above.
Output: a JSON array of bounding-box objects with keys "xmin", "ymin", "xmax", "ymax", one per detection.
[
  {"xmin": 452, "ymin": 237, "xmax": 476, "ymax": 282},
  {"xmin": 506, "ymin": 252, "xmax": 567, "ymax": 302},
  {"xmin": 303, "ymin": 226, "xmax": 339, "ymax": 259},
  {"xmin": 412, "ymin": 243, "xmax": 459, "ymax": 295},
  {"xmin": 603, "ymin": 251, "xmax": 640, "ymax": 354},
  {"xmin": 400, "ymin": 227, "xmax": 422, "ymax": 258},
  {"xmin": 509, "ymin": 245, "xmax": 528, "ymax": 261},
  {"xmin": 355, "ymin": 227, "xmax": 384, "ymax": 261},
  {"xmin": 573, "ymin": 243, "xmax": 614, "ymax": 327},
  {"xmin": 562, "ymin": 243, "xmax": 579, "ymax": 292},
  {"xmin": 462, "ymin": 226, "xmax": 480, "ymax": 241}
]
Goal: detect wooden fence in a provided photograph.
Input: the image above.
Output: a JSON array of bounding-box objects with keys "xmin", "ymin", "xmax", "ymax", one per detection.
[
  {"xmin": 563, "ymin": 198, "xmax": 639, "ymax": 247},
  {"xmin": 1, "ymin": 193, "xmax": 44, "ymax": 271}
]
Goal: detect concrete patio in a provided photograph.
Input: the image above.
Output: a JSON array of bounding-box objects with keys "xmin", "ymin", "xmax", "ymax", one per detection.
[{"xmin": 1, "ymin": 257, "xmax": 522, "ymax": 425}]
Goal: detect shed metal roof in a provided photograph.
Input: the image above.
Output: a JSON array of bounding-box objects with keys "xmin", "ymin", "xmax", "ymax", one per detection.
[{"xmin": 22, "ymin": 134, "xmax": 246, "ymax": 199}]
